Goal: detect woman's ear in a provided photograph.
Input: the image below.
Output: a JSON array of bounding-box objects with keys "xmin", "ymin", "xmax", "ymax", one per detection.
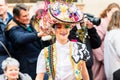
[
  {"xmin": 4, "ymin": 70, "xmax": 7, "ymax": 75},
  {"xmin": 51, "ymin": 28, "xmax": 56, "ymax": 35}
]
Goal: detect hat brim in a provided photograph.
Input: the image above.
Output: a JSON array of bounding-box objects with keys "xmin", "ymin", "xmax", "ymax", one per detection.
[
  {"xmin": 49, "ymin": 8, "xmax": 84, "ymax": 24},
  {"xmin": 49, "ymin": 8, "xmax": 83, "ymax": 24}
]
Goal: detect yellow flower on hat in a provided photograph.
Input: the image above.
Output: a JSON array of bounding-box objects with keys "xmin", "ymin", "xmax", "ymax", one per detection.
[{"xmin": 60, "ymin": 4, "xmax": 68, "ymax": 13}]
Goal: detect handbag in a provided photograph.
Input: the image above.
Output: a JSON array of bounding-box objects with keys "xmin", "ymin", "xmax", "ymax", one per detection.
[{"xmin": 0, "ymin": 41, "xmax": 12, "ymax": 57}]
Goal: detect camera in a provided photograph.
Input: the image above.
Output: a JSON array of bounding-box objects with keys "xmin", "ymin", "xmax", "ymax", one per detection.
[{"xmin": 84, "ymin": 13, "xmax": 101, "ymax": 26}]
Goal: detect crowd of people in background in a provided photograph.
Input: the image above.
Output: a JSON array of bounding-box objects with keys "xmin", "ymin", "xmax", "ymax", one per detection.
[
  {"xmin": 92, "ymin": 3, "xmax": 120, "ymax": 80},
  {"xmin": 0, "ymin": 0, "xmax": 12, "ymax": 74},
  {"xmin": 0, "ymin": 0, "xmax": 120, "ymax": 80}
]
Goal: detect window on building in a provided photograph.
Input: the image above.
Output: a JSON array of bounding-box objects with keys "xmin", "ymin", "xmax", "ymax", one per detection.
[{"xmin": 7, "ymin": 0, "xmax": 77, "ymax": 3}]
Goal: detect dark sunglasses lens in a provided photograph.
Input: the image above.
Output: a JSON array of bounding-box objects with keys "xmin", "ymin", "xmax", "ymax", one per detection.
[
  {"xmin": 65, "ymin": 25, "xmax": 70, "ymax": 29},
  {"xmin": 55, "ymin": 24, "xmax": 70, "ymax": 29}
]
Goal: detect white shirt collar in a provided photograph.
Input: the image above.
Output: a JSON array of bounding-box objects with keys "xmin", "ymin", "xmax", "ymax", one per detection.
[{"xmin": 56, "ymin": 40, "xmax": 70, "ymax": 47}]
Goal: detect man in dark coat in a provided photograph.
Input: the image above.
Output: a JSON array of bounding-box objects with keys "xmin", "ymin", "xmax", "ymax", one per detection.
[
  {"xmin": 68, "ymin": 22, "xmax": 101, "ymax": 80},
  {"xmin": 0, "ymin": 0, "xmax": 12, "ymax": 74},
  {"xmin": 5, "ymin": 3, "xmax": 50, "ymax": 80}
]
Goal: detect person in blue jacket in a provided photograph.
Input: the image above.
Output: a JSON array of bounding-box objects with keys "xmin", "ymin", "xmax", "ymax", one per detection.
[
  {"xmin": 5, "ymin": 3, "xmax": 50, "ymax": 80},
  {"xmin": 0, "ymin": 0, "xmax": 12, "ymax": 74}
]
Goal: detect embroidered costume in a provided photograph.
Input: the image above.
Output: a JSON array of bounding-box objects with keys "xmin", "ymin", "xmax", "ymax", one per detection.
[
  {"xmin": 36, "ymin": 1, "xmax": 90, "ymax": 80},
  {"xmin": 36, "ymin": 41, "xmax": 90, "ymax": 80}
]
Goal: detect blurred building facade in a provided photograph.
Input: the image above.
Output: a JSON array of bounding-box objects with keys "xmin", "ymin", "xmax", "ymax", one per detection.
[
  {"xmin": 7, "ymin": 0, "xmax": 120, "ymax": 17},
  {"xmin": 7, "ymin": 0, "xmax": 77, "ymax": 3}
]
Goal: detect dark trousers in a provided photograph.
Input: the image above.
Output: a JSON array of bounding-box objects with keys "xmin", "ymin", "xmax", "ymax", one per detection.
[
  {"xmin": 113, "ymin": 69, "xmax": 120, "ymax": 80},
  {"xmin": 88, "ymin": 68, "xmax": 93, "ymax": 80},
  {"xmin": 44, "ymin": 73, "xmax": 49, "ymax": 80}
]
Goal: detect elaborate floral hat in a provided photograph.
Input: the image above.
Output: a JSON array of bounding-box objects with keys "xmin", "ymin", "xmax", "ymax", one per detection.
[
  {"xmin": 39, "ymin": 0, "xmax": 84, "ymax": 29},
  {"xmin": 48, "ymin": 1, "xmax": 83, "ymax": 23}
]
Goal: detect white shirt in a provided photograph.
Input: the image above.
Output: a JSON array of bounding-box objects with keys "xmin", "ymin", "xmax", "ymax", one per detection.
[
  {"xmin": 104, "ymin": 29, "xmax": 120, "ymax": 80},
  {"xmin": 36, "ymin": 41, "xmax": 89, "ymax": 80},
  {"xmin": 36, "ymin": 41, "xmax": 75, "ymax": 80}
]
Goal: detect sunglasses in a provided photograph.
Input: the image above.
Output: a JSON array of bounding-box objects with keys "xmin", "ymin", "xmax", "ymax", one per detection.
[{"xmin": 55, "ymin": 24, "xmax": 71, "ymax": 29}]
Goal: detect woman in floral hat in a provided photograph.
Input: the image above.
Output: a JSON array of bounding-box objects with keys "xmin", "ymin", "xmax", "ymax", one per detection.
[{"xmin": 36, "ymin": 1, "xmax": 91, "ymax": 80}]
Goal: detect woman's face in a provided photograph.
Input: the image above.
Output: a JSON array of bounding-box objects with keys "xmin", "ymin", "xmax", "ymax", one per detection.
[
  {"xmin": 107, "ymin": 7, "xmax": 120, "ymax": 21},
  {"xmin": 54, "ymin": 23, "xmax": 71, "ymax": 42},
  {"xmin": 4, "ymin": 66, "xmax": 19, "ymax": 80}
]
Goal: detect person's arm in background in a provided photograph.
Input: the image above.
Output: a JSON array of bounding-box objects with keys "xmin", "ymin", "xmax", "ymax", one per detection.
[
  {"xmin": 85, "ymin": 19, "xmax": 101, "ymax": 49},
  {"xmin": 81, "ymin": 61, "xmax": 90, "ymax": 80}
]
